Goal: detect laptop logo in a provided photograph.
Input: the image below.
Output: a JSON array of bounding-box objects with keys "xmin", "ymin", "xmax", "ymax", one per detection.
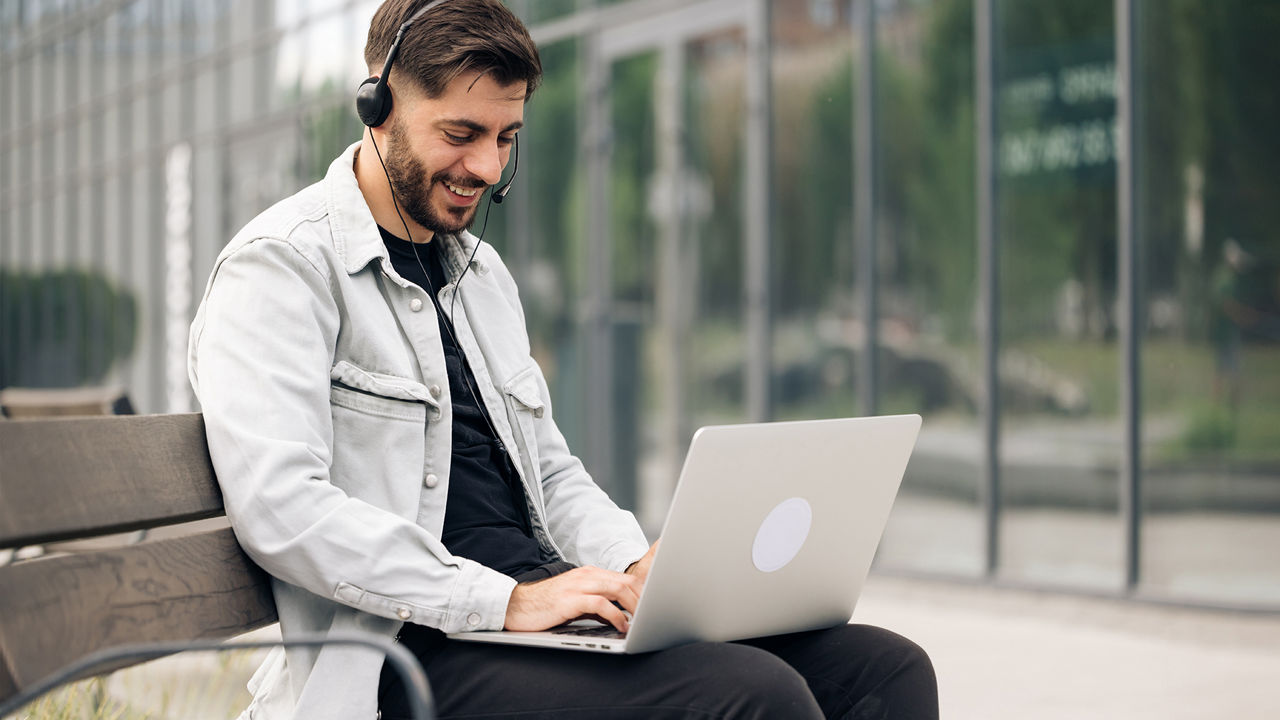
[{"xmin": 751, "ymin": 497, "xmax": 812, "ymax": 572}]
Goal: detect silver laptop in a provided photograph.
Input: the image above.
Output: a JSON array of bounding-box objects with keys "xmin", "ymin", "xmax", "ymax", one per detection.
[{"xmin": 447, "ymin": 414, "xmax": 921, "ymax": 654}]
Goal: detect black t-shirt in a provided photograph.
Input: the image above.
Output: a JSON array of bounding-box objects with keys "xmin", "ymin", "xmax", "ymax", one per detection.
[{"xmin": 379, "ymin": 227, "xmax": 546, "ymax": 578}]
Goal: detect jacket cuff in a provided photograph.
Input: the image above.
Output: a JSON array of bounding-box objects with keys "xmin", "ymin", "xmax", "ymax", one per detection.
[
  {"xmin": 599, "ymin": 540, "xmax": 651, "ymax": 575},
  {"xmin": 445, "ymin": 558, "xmax": 518, "ymax": 632}
]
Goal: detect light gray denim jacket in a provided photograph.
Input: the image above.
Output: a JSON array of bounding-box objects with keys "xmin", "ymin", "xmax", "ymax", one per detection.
[{"xmin": 188, "ymin": 142, "xmax": 649, "ymax": 720}]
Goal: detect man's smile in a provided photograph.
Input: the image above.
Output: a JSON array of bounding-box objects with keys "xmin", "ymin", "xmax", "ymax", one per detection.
[{"xmin": 445, "ymin": 181, "xmax": 480, "ymax": 198}]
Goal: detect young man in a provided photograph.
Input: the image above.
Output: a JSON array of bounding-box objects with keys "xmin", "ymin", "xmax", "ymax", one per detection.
[{"xmin": 189, "ymin": 1, "xmax": 937, "ymax": 718}]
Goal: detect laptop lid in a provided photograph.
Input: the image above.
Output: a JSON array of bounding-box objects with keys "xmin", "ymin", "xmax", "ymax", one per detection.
[{"xmin": 621, "ymin": 414, "xmax": 921, "ymax": 652}]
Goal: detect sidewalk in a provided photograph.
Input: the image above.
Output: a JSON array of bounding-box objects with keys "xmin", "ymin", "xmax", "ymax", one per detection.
[{"xmin": 852, "ymin": 574, "xmax": 1280, "ymax": 720}]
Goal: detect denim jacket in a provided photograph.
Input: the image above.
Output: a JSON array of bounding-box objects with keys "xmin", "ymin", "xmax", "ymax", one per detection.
[{"xmin": 188, "ymin": 142, "xmax": 649, "ymax": 720}]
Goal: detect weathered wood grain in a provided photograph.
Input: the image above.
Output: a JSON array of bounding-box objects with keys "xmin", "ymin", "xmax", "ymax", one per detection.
[
  {"xmin": 0, "ymin": 414, "xmax": 223, "ymax": 547},
  {"xmin": 0, "ymin": 528, "xmax": 277, "ymax": 691},
  {"xmin": 0, "ymin": 650, "xmax": 16, "ymax": 705}
]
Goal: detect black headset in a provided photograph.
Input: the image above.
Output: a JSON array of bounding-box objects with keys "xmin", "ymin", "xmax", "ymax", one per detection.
[{"xmin": 355, "ymin": 0, "xmax": 518, "ymax": 202}]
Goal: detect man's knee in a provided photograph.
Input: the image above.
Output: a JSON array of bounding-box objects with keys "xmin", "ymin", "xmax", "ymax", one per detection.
[
  {"xmin": 863, "ymin": 625, "xmax": 935, "ymax": 684},
  {"xmin": 839, "ymin": 625, "xmax": 938, "ymax": 719},
  {"xmin": 677, "ymin": 643, "xmax": 823, "ymax": 720}
]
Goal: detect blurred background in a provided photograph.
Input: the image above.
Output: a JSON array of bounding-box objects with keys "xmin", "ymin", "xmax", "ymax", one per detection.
[{"xmin": 2, "ymin": 0, "xmax": 1278, "ymax": 620}]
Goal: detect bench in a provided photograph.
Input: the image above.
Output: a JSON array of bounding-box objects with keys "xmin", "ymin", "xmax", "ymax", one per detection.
[{"xmin": 0, "ymin": 413, "xmax": 431, "ymax": 719}]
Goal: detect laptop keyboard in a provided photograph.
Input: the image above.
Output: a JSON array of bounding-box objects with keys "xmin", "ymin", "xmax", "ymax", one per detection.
[{"xmin": 550, "ymin": 624, "xmax": 627, "ymax": 640}]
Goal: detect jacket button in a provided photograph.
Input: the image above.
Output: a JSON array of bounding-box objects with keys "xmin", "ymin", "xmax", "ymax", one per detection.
[
  {"xmin": 429, "ymin": 384, "xmax": 442, "ymax": 398},
  {"xmin": 396, "ymin": 607, "xmax": 412, "ymax": 620},
  {"xmin": 424, "ymin": 473, "xmax": 439, "ymax": 488},
  {"xmin": 467, "ymin": 612, "xmax": 481, "ymax": 627},
  {"xmin": 409, "ymin": 298, "xmax": 423, "ymax": 312}
]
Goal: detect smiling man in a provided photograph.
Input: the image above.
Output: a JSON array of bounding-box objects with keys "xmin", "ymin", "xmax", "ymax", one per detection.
[{"xmin": 188, "ymin": 2, "xmax": 936, "ymax": 719}]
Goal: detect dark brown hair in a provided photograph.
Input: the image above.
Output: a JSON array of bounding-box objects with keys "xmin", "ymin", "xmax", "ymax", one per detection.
[{"xmin": 364, "ymin": 0, "xmax": 542, "ymax": 100}]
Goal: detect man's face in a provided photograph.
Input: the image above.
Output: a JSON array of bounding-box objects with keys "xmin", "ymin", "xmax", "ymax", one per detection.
[{"xmin": 381, "ymin": 71, "xmax": 525, "ymax": 237}]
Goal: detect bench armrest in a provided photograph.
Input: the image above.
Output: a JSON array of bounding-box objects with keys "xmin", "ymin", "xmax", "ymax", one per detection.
[{"xmin": 0, "ymin": 631, "xmax": 433, "ymax": 720}]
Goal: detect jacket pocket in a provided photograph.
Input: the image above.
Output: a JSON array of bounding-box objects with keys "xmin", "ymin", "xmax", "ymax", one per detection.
[
  {"xmin": 330, "ymin": 360, "xmax": 438, "ymax": 419},
  {"xmin": 501, "ymin": 364, "xmax": 545, "ymax": 489},
  {"xmin": 328, "ymin": 361, "xmax": 432, "ymax": 509},
  {"xmin": 502, "ymin": 364, "xmax": 545, "ymax": 418}
]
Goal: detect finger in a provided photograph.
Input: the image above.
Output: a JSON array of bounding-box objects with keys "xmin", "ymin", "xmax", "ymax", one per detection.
[
  {"xmin": 583, "ymin": 573, "xmax": 640, "ymax": 614},
  {"xmin": 584, "ymin": 595, "xmax": 630, "ymax": 633}
]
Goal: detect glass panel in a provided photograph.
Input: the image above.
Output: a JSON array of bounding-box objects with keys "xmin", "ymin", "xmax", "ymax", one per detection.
[
  {"xmin": 1138, "ymin": 1, "xmax": 1280, "ymax": 607},
  {"xmin": 769, "ymin": 0, "xmax": 855, "ymax": 423},
  {"xmin": 685, "ymin": 29, "xmax": 748, "ymax": 432},
  {"xmin": 519, "ymin": 0, "xmax": 580, "ymax": 25},
  {"xmin": 995, "ymin": 0, "xmax": 1122, "ymax": 591},
  {"xmin": 273, "ymin": 26, "xmax": 305, "ymax": 110},
  {"xmin": 300, "ymin": 13, "xmax": 352, "ymax": 93},
  {"xmin": 606, "ymin": 49, "xmax": 659, "ymax": 516},
  {"xmin": 872, "ymin": 0, "xmax": 984, "ymax": 577}
]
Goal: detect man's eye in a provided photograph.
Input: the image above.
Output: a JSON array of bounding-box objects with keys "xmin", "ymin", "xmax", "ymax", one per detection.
[
  {"xmin": 444, "ymin": 132, "xmax": 471, "ymax": 144},
  {"xmin": 499, "ymin": 135, "xmax": 516, "ymax": 146}
]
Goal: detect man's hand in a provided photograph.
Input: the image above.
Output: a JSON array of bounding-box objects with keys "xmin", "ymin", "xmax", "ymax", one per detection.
[
  {"xmin": 504, "ymin": 566, "xmax": 640, "ymax": 633},
  {"xmin": 624, "ymin": 539, "xmax": 661, "ymax": 589}
]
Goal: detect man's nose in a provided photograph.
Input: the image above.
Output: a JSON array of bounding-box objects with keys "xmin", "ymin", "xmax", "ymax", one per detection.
[{"xmin": 464, "ymin": 141, "xmax": 505, "ymax": 187}]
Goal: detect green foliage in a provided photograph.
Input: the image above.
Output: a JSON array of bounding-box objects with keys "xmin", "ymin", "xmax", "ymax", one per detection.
[
  {"xmin": 0, "ymin": 268, "xmax": 137, "ymax": 389},
  {"xmin": 1181, "ymin": 402, "xmax": 1238, "ymax": 452}
]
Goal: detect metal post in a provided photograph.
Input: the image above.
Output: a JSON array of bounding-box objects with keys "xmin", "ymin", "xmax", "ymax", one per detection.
[
  {"xmin": 510, "ymin": 0, "xmax": 533, "ymax": 282},
  {"xmin": 583, "ymin": 23, "xmax": 615, "ymax": 490},
  {"xmin": 975, "ymin": 0, "xmax": 1001, "ymax": 578},
  {"xmin": 744, "ymin": 0, "xmax": 773, "ymax": 422},
  {"xmin": 854, "ymin": 0, "xmax": 878, "ymax": 417},
  {"xmin": 656, "ymin": 38, "xmax": 687, "ymax": 522},
  {"xmin": 1116, "ymin": 0, "xmax": 1143, "ymax": 592}
]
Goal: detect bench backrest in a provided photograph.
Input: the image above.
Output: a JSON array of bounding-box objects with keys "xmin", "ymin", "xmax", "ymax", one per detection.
[{"xmin": 0, "ymin": 413, "xmax": 277, "ymax": 706}]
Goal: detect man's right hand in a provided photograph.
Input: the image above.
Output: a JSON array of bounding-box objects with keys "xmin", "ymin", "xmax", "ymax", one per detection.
[{"xmin": 504, "ymin": 566, "xmax": 640, "ymax": 633}]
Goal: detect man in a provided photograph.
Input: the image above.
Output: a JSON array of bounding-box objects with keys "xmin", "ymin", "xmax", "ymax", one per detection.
[{"xmin": 189, "ymin": 1, "xmax": 937, "ymax": 718}]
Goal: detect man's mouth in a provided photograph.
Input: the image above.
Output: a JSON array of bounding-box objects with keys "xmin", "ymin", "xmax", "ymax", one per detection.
[{"xmin": 445, "ymin": 182, "xmax": 480, "ymax": 198}]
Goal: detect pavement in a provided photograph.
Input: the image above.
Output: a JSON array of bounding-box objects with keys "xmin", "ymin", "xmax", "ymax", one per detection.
[{"xmin": 852, "ymin": 573, "xmax": 1280, "ymax": 720}]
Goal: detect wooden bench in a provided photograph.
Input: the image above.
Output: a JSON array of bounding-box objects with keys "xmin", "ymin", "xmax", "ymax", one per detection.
[{"xmin": 0, "ymin": 413, "xmax": 431, "ymax": 719}]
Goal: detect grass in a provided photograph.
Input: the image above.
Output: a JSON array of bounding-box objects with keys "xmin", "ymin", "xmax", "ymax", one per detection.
[{"xmin": 5, "ymin": 649, "xmax": 260, "ymax": 720}]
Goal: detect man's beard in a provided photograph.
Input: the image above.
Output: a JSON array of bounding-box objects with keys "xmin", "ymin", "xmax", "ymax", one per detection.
[{"xmin": 384, "ymin": 120, "xmax": 485, "ymax": 237}]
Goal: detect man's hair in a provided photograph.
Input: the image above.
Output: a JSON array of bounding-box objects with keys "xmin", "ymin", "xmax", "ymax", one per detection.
[{"xmin": 364, "ymin": 0, "xmax": 542, "ymax": 100}]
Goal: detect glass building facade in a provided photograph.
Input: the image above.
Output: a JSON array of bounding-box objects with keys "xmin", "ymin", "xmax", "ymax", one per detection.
[{"xmin": 2, "ymin": 0, "xmax": 1278, "ymax": 610}]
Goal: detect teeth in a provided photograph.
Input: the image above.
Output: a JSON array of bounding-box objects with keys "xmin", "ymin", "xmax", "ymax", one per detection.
[{"xmin": 446, "ymin": 183, "xmax": 478, "ymax": 197}]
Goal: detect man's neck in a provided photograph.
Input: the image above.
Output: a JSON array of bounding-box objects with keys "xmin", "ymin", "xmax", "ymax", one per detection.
[{"xmin": 354, "ymin": 134, "xmax": 434, "ymax": 244}]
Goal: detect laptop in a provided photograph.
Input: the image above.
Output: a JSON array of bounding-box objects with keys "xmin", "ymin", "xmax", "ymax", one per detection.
[{"xmin": 447, "ymin": 414, "xmax": 921, "ymax": 654}]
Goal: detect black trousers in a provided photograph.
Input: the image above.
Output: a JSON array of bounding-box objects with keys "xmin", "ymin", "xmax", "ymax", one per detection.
[{"xmin": 379, "ymin": 623, "xmax": 938, "ymax": 720}]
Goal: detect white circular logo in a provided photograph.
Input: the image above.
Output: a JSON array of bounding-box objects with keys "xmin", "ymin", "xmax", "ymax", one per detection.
[{"xmin": 751, "ymin": 497, "xmax": 813, "ymax": 573}]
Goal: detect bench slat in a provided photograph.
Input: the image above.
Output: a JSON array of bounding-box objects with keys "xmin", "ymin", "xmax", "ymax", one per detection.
[
  {"xmin": 0, "ymin": 527, "xmax": 278, "ymax": 693},
  {"xmin": 0, "ymin": 653, "xmax": 15, "ymax": 707},
  {"xmin": 0, "ymin": 414, "xmax": 223, "ymax": 547}
]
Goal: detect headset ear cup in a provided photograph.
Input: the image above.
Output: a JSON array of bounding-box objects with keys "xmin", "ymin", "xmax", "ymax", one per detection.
[{"xmin": 355, "ymin": 77, "xmax": 391, "ymax": 128}]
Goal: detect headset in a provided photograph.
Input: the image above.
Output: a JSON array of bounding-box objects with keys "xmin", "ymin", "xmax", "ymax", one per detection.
[
  {"xmin": 355, "ymin": 0, "xmax": 518, "ymax": 202},
  {"xmin": 354, "ymin": 0, "xmax": 524, "ymax": 452}
]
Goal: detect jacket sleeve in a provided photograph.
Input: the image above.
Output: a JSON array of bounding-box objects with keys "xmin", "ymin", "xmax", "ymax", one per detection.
[
  {"xmin": 188, "ymin": 235, "xmax": 515, "ymax": 632},
  {"xmin": 483, "ymin": 246, "xmax": 651, "ymax": 572},
  {"xmin": 531, "ymin": 365, "xmax": 651, "ymax": 572}
]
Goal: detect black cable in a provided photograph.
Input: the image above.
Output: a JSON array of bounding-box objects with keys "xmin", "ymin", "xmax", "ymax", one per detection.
[{"xmin": 367, "ymin": 131, "xmax": 509, "ymax": 452}]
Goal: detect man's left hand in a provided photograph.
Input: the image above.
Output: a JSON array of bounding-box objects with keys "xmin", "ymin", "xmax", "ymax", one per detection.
[{"xmin": 624, "ymin": 539, "xmax": 660, "ymax": 591}]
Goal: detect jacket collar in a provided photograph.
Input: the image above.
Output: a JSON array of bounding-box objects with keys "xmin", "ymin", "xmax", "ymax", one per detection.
[{"xmin": 326, "ymin": 141, "xmax": 487, "ymax": 281}]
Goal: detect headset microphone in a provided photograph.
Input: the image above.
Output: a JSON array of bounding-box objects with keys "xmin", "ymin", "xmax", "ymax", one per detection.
[{"xmin": 492, "ymin": 133, "xmax": 518, "ymax": 204}]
